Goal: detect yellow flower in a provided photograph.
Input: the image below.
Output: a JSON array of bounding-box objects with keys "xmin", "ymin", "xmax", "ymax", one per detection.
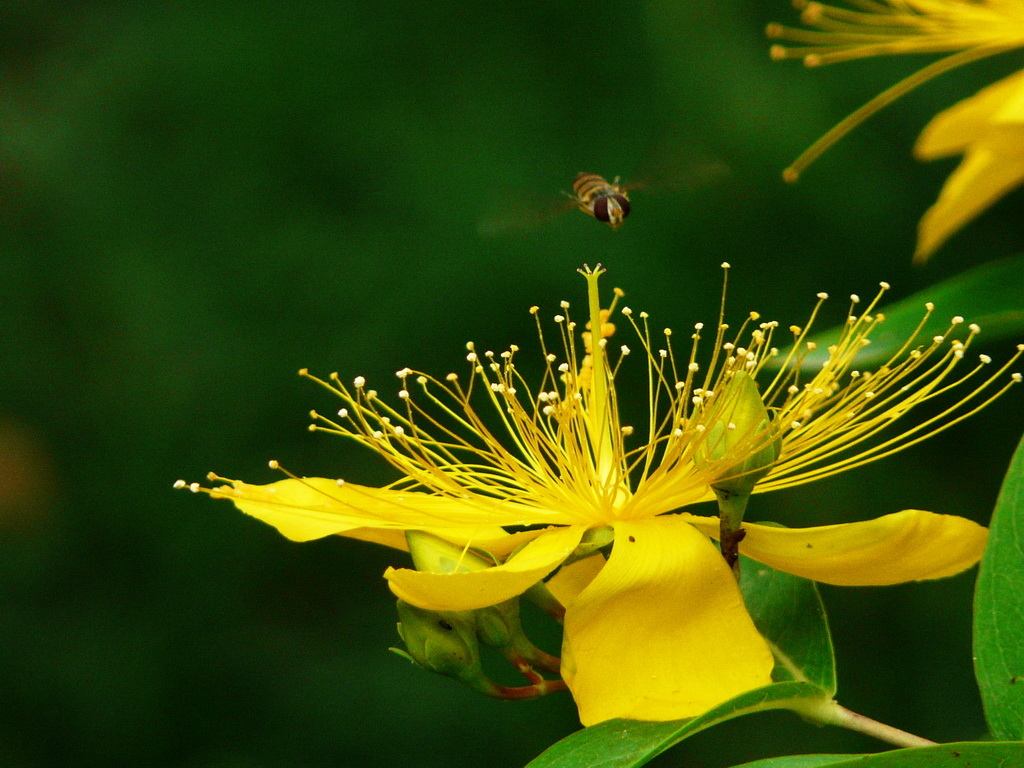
[
  {"xmin": 767, "ymin": 0, "xmax": 1024, "ymax": 261},
  {"xmin": 180, "ymin": 266, "xmax": 1020, "ymax": 725}
]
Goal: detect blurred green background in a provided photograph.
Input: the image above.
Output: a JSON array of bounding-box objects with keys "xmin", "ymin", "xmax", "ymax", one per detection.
[{"xmin": 2, "ymin": 2, "xmax": 1022, "ymax": 766}]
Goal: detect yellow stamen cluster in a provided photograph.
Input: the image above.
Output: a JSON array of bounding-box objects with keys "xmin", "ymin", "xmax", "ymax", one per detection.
[
  {"xmin": 177, "ymin": 265, "xmax": 1022, "ymax": 527},
  {"xmin": 767, "ymin": 0, "xmax": 1024, "ymax": 180}
]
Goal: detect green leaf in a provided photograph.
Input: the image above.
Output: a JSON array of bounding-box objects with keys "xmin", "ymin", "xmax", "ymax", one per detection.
[
  {"xmin": 767, "ymin": 255, "xmax": 1024, "ymax": 371},
  {"xmin": 526, "ymin": 682, "xmax": 829, "ymax": 768},
  {"xmin": 974, "ymin": 432, "xmax": 1024, "ymax": 740},
  {"xmin": 730, "ymin": 757, "xmax": 859, "ymax": 768},
  {"xmin": 740, "ymin": 556, "xmax": 836, "ymax": 694},
  {"xmin": 732, "ymin": 742, "xmax": 1024, "ymax": 768}
]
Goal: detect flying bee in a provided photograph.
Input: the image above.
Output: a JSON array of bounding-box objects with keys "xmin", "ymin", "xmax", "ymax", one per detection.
[
  {"xmin": 475, "ymin": 152, "xmax": 728, "ymax": 237},
  {"xmin": 570, "ymin": 172, "xmax": 631, "ymax": 230}
]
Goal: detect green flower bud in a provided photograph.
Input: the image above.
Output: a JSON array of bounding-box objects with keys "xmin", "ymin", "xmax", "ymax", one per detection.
[
  {"xmin": 404, "ymin": 531, "xmax": 561, "ymax": 674},
  {"xmin": 696, "ymin": 371, "xmax": 782, "ymax": 498},
  {"xmin": 394, "ymin": 600, "xmax": 499, "ymax": 696},
  {"xmin": 405, "ymin": 530, "xmax": 494, "ymax": 575}
]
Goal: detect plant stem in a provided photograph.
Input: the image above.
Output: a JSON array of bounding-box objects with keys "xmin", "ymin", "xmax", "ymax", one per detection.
[
  {"xmin": 795, "ymin": 698, "xmax": 937, "ymax": 749},
  {"xmin": 715, "ymin": 489, "xmax": 750, "ymax": 577}
]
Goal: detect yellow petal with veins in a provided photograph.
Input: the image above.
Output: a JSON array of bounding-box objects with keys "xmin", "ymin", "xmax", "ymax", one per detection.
[
  {"xmin": 546, "ymin": 553, "xmax": 605, "ymax": 606},
  {"xmin": 212, "ymin": 477, "xmax": 569, "ymax": 541},
  {"xmin": 682, "ymin": 510, "xmax": 987, "ymax": 586},
  {"xmin": 385, "ymin": 525, "xmax": 585, "ymax": 611},
  {"xmin": 562, "ymin": 517, "xmax": 773, "ymax": 725}
]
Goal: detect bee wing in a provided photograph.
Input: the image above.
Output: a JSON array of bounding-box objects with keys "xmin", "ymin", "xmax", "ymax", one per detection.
[
  {"xmin": 621, "ymin": 136, "xmax": 731, "ymax": 196},
  {"xmin": 476, "ymin": 194, "xmax": 578, "ymax": 237},
  {"xmin": 623, "ymin": 157, "xmax": 730, "ymax": 197}
]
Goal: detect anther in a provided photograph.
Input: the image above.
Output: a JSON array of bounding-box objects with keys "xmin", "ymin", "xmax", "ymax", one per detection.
[
  {"xmin": 952, "ymin": 316, "xmax": 964, "ymax": 325},
  {"xmin": 417, "ymin": 375, "xmax": 427, "ymax": 385},
  {"xmin": 336, "ymin": 478, "xmax": 345, "ymax": 486},
  {"xmin": 189, "ymin": 482, "xmax": 200, "ymax": 493},
  {"xmin": 399, "ymin": 390, "xmax": 410, "ymax": 399},
  {"xmin": 925, "ymin": 302, "xmax": 935, "ymax": 311},
  {"xmin": 688, "ymin": 362, "xmax": 699, "ymax": 372},
  {"xmin": 1013, "ymin": 373, "xmax": 1022, "ymax": 383},
  {"xmin": 721, "ymin": 262, "xmax": 731, "ymax": 269},
  {"xmin": 816, "ymin": 292, "xmax": 828, "ymax": 300},
  {"xmin": 297, "ymin": 368, "xmax": 309, "ymax": 376},
  {"xmin": 621, "ymin": 307, "xmax": 633, "ymax": 316},
  {"xmin": 395, "ymin": 368, "xmax": 412, "ymax": 379},
  {"xmin": 268, "ymin": 459, "xmax": 280, "ymax": 469},
  {"xmin": 621, "ymin": 426, "xmax": 634, "ymax": 436},
  {"xmin": 173, "ymin": 479, "xmax": 187, "ymax": 489},
  {"xmin": 850, "ymin": 294, "xmax": 860, "ymax": 303},
  {"xmin": 354, "ymin": 376, "xmax": 366, "ymax": 388},
  {"xmin": 529, "ymin": 306, "xmax": 539, "ymax": 315},
  {"xmin": 620, "ymin": 345, "xmax": 631, "ymax": 355},
  {"xmin": 879, "ymin": 281, "xmax": 891, "ymax": 290},
  {"xmin": 969, "ymin": 324, "xmax": 981, "ymax": 334},
  {"xmin": 979, "ymin": 355, "xmax": 992, "ymax": 364},
  {"xmin": 694, "ymin": 322, "xmax": 704, "ymax": 331},
  {"xmin": 560, "ymin": 300, "xmax": 570, "ymax": 309},
  {"xmin": 554, "ymin": 314, "xmax": 565, "ymax": 323}
]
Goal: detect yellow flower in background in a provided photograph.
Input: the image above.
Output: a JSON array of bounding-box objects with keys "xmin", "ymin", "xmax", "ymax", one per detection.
[
  {"xmin": 915, "ymin": 70, "xmax": 1024, "ymax": 260},
  {"xmin": 180, "ymin": 266, "xmax": 1020, "ymax": 725},
  {"xmin": 767, "ymin": 0, "xmax": 1024, "ymax": 261}
]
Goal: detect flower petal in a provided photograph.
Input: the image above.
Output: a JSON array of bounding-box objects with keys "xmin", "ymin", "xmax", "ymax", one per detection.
[
  {"xmin": 546, "ymin": 554, "xmax": 605, "ymax": 607},
  {"xmin": 211, "ymin": 477, "xmax": 560, "ymax": 541},
  {"xmin": 915, "ymin": 71, "xmax": 1024, "ymax": 159},
  {"xmin": 682, "ymin": 510, "xmax": 987, "ymax": 586},
  {"xmin": 915, "ymin": 143, "xmax": 1024, "ymax": 261},
  {"xmin": 385, "ymin": 525, "xmax": 585, "ymax": 611},
  {"xmin": 562, "ymin": 517, "xmax": 773, "ymax": 725}
]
